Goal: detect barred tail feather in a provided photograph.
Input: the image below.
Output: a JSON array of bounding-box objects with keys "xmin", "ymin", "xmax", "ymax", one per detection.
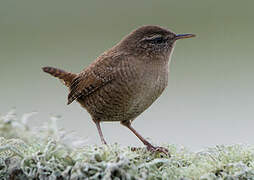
[{"xmin": 42, "ymin": 66, "xmax": 76, "ymax": 87}]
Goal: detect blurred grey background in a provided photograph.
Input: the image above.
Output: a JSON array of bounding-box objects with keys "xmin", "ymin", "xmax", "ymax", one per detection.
[{"xmin": 0, "ymin": 0, "xmax": 253, "ymax": 150}]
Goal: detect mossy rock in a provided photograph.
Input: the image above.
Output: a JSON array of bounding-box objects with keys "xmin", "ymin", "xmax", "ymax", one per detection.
[{"xmin": 1, "ymin": 110, "xmax": 254, "ymax": 180}]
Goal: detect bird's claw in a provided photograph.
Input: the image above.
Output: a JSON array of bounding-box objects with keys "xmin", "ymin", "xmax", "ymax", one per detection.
[{"xmin": 146, "ymin": 145, "xmax": 170, "ymax": 156}]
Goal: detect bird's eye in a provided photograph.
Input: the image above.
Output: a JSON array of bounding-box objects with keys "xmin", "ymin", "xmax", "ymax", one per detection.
[
  {"xmin": 151, "ymin": 37, "xmax": 164, "ymax": 44},
  {"xmin": 146, "ymin": 36, "xmax": 165, "ymax": 44}
]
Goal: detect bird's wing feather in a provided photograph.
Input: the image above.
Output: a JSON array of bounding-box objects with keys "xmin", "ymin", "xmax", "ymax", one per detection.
[{"xmin": 67, "ymin": 53, "xmax": 124, "ymax": 105}]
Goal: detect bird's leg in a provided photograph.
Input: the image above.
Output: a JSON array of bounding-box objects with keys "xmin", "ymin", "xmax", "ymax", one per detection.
[
  {"xmin": 121, "ymin": 120, "xmax": 168, "ymax": 155},
  {"xmin": 94, "ymin": 120, "xmax": 107, "ymax": 145}
]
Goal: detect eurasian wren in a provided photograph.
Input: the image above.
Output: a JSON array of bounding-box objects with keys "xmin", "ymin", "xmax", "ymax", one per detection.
[{"xmin": 42, "ymin": 25, "xmax": 195, "ymax": 154}]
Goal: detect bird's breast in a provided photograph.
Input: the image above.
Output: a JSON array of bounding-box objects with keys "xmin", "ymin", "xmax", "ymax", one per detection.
[
  {"xmin": 125, "ymin": 62, "xmax": 169, "ymax": 119},
  {"xmin": 140, "ymin": 63, "xmax": 168, "ymax": 100}
]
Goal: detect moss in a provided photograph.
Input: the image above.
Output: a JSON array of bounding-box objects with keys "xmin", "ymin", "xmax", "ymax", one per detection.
[{"xmin": 0, "ymin": 110, "xmax": 254, "ymax": 179}]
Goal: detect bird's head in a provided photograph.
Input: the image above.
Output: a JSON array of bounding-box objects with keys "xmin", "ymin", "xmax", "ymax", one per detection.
[{"xmin": 117, "ymin": 25, "xmax": 195, "ymax": 60}]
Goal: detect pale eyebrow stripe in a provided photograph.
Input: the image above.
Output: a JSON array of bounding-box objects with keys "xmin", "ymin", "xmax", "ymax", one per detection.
[{"xmin": 142, "ymin": 34, "xmax": 163, "ymax": 41}]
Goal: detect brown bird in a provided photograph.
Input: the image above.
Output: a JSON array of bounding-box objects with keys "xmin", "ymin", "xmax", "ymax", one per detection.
[{"xmin": 42, "ymin": 25, "xmax": 195, "ymax": 154}]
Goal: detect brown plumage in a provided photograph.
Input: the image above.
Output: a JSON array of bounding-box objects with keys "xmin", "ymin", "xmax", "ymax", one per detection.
[
  {"xmin": 42, "ymin": 67, "xmax": 77, "ymax": 87},
  {"xmin": 42, "ymin": 25, "xmax": 195, "ymax": 154}
]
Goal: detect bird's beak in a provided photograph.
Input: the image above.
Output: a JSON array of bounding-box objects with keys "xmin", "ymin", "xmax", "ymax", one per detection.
[{"xmin": 175, "ymin": 34, "xmax": 196, "ymax": 40}]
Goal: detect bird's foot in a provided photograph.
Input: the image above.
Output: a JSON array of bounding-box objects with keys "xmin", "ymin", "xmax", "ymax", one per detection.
[{"xmin": 146, "ymin": 145, "xmax": 170, "ymax": 156}]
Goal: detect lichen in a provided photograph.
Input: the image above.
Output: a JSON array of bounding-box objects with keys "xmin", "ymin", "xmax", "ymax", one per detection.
[{"xmin": 0, "ymin": 110, "xmax": 254, "ymax": 179}]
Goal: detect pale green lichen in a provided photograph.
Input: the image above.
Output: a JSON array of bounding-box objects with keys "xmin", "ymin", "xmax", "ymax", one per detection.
[{"xmin": 0, "ymin": 110, "xmax": 254, "ymax": 179}]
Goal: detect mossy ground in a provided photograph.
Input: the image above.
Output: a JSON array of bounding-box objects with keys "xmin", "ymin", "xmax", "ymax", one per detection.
[{"xmin": 0, "ymin": 110, "xmax": 254, "ymax": 180}]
